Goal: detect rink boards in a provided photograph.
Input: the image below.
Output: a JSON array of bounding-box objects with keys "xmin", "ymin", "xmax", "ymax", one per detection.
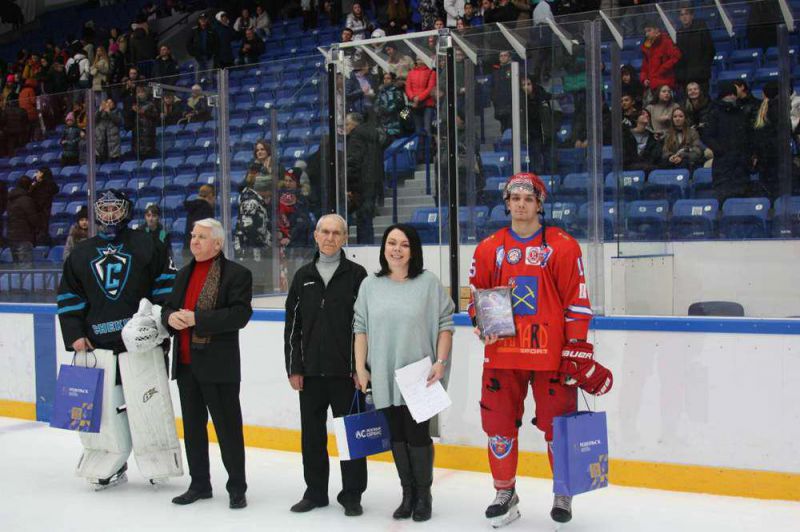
[{"xmin": 0, "ymin": 304, "xmax": 798, "ymax": 501}]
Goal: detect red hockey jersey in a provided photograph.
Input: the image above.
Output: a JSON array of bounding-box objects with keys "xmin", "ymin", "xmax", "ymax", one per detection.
[{"xmin": 468, "ymin": 226, "xmax": 592, "ymax": 370}]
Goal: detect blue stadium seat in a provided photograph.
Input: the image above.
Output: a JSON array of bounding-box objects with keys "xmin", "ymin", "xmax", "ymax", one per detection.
[
  {"xmin": 383, "ymin": 136, "xmax": 419, "ymax": 179},
  {"xmin": 457, "ymin": 206, "xmax": 490, "ymax": 242},
  {"xmin": 48, "ymin": 245, "xmax": 64, "ymax": 263},
  {"xmin": 134, "ymin": 196, "xmax": 161, "ymax": 215},
  {"xmin": 544, "ymin": 202, "xmax": 579, "ymax": 234},
  {"xmin": 483, "ymin": 177, "xmax": 507, "ymax": 205},
  {"xmin": 64, "ymin": 201, "xmax": 84, "ymax": 217},
  {"xmin": 691, "ymin": 168, "xmax": 714, "ymax": 197},
  {"xmin": 50, "ymin": 223, "xmax": 70, "ymax": 243},
  {"xmin": 772, "ymin": 195, "xmax": 800, "ymax": 237},
  {"xmin": 408, "ymin": 207, "xmax": 442, "ymax": 244},
  {"xmin": 578, "ymin": 201, "xmax": 620, "ymax": 240},
  {"xmin": 481, "ymin": 152, "xmax": 512, "ymax": 177},
  {"xmin": 282, "ymin": 146, "xmax": 307, "ymax": 162},
  {"xmin": 626, "ymin": 200, "xmax": 669, "ymax": 240},
  {"xmin": 719, "ymin": 197, "xmax": 770, "ymax": 238},
  {"xmin": 558, "ymin": 173, "xmax": 589, "ymax": 203},
  {"xmin": 485, "ymin": 204, "xmax": 511, "ymax": 234},
  {"xmin": 643, "ymin": 168, "xmax": 690, "ymax": 203},
  {"xmin": 163, "ymin": 156, "xmax": 185, "ymax": 170},
  {"xmin": 556, "ymin": 148, "xmax": 586, "ymax": 174},
  {"xmin": 717, "ymin": 69, "xmax": 751, "ymax": 83},
  {"xmin": 728, "ymin": 48, "xmax": 763, "ymax": 69},
  {"xmin": 173, "ymin": 174, "xmax": 197, "ymax": 189},
  {"xmin": 671, "ymin": 198, "xmax": 719, "ymax": 239},
  {"xmin": 605, "ymin": 171, "xmax": 645, "ymax": 201}
]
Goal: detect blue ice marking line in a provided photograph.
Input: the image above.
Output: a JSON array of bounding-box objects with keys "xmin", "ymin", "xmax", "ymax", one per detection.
[{"xmin": 33, "ymin": 314, "xmax": 57, "ymax": 423}]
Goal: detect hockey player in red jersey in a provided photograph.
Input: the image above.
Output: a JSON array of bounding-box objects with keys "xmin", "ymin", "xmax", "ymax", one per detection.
[{"xmin": 468, "ymin": 173, "xmax": 613, "ymax": 526}]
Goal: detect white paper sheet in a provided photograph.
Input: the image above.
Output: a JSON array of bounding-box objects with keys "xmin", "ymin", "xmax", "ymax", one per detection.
[{"xmin": 394, "ymin": 357, "xmax": 452, "ymax": 423}]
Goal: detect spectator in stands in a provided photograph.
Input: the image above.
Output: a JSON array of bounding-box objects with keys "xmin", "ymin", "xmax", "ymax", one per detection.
[
  {"xmin": 187, "ymin": 12, "xmax": 220, "ymax": 73},
  {"xmin": 90, "ymin": 46, "xmax": 110, "ymax": 98},
  {"xmin": 621, "ymin": 64, "xmax": 644, "ymax": 104},
  {"xmin": 375, "ymin": 72, "xmax": 405, "ymax": 142},
  {"xmin": 107, "ymin": 42, "xmax": 126, "ymax": 87},
  {"xmin": 237, "ymin": 28, "xmax": 265, "ymax": 65},
  {"xmin": 233, "ymin": 7, "xmax": 256, "ymax": 33},
  {"xmin": 129, "ymin": 22, "xmax": 157, "ymax": 78},
  {"xmin": 0, "ymin": 178, "xmax": 6, "ymax": 247},
  {"xmin": 95, "ymin": 97, "xmax": 122, "ymax": 162},
  {"xmin": 485, "ymin": 0, "xmax": 518, "ymax": 23},
  {"xmin": 0, "ymin": 99, "xmax": 29, "ymax": 156},
  {"xmin": 418, "ymin": 0, "xmax": 439, "ymax": 30},
  {"xmin": 746, "ymin": 0, "xmax": 780, "ymax": 51},
  {"xmin": 523, "ymin": 75, "xmax": 553, "ymax": 173},
  {"xmin": 703, "ymin": 81, "xmax": 754, "ymax": 203},
  {"xmin": 623, "ymin": 108, "xmax": 662, "ymax": 173},
  {"xmin": 60, "ymin": 112, "xmax": 83, "ymax": 165},
  {"xmin": 180, "ymin": 84, "xmax": 211, "ymax": 124},
  {"xmin": 621, "ymin": 93, "xmax": 639, "ymax": 128},
  {"xmin": 386, "ymin": 0, "xmax": 410, "ymax": 35},
  {"xmin": 143, "ymin": 204, "xmax": 172, "ymax": 248},
  {"xmin": 152, "ymin": 45, "xmax": 178, "ymax": 83},
  {"xmin": 233, "ymin": 171, "xmax": 271, "ymax": 262},
  {"xmin": 255, "ymin": 4, "xmax": 272, "ymax": 39},
  {"xmin": 384, "ymin": 42, "xmax": 414, "ymax": 84},
  {"xmin": 444, "ymin": 0, "xmax": 465, "ymax": 27},
  {"xmin": 30, "ymin": 166, "xmax": 59, "ymax": 245},
  {"xmin": 674, "ymin": 6, "xmax": 715, "ymax": 95},
  {"xmin": 44, "ymin": 61, "xmax": 69, "ymax": 96},
  {"xmin": 63, "ymin": 206, "xmax": 88, "ymax": 262},
  {"xmin": 341, "ymin": 26, "xmax": 354, "ymax": 44},
  {"xmin": 214, "ymin": 11, "xmax": 237, "ymax": 69},
  {"xmin": 22, "ymin": 52, "xmax": 43, "ymax": 82},
  {"xmin": 161, "ymin": 92, "xmax": 184, "ymax": 126},
  {"xmin": 640, "ymin": 21, "xmax": 681, "ymax": 98},
  {"xmin": 300, "ymin": 0, "xmax": 318, "ymax": 31},
  {"xmin": 491, "ymin": 50, "xmax": 514, "ymax": 133},
  {"xmin": 278, "ymin": 171, "xmax": 313, "ymax": 285},
  {"xmin": 184, "ymin": 184, "xmax": 216, "ymax": 248},
  {"xmin": 753, "ymin": 80, "xmax": 782, "ymax": 200},
  {"xmin": 131, "ymin": 84, "xmax": 159, "ymax": 159},
  {"xmin": 661, "ymin": 107, "xmax": 703, "ymax": 170},
  {"xmin": 65, "ymin": 46, "xmax": 91, "ymax": 90},
  {"xmin": 7, "ymin": 176, "xmax": 40, "ymax": 267},
  {"xmin": 465, "ymin": 2, "xmax": 481, "ymax": 25},
  {"xmin": 405, "ymin": 55, "xmax": 436, "ymax": 137},
  {"xmin": 733, "ymin": 80, "xmax": 761, "ymax": 127},
  {"xmin": 683, "ymin": 81, "xmax": 712, "ymax": 134},
  {"xmin": 17, "ymin": 78, "xmax": 37, "ymax": 140},
  {"xmin": 346, "ymin": 2, "xmax": 370, "ymax": 40},
  {"xmin": 646, "ymin": 85, "xmax": 680, "ymax": 139},
  {"xmin": 348, "ymin": 60, "xmax": 378, "ymax": 115},
  {"xmin": 345, "ymin": 112, "xmax": 385, "ymax": 245},
  {"xmin": 249, "ymin": 140, "xmax": 274, "ymax": 180},
  {"xmin": 70, "ymin": 99, "xmax": 88, "ymax": 130},
  {"xmin": 120, "ymin": 66, "xmax": 140, "ymax": 130}
]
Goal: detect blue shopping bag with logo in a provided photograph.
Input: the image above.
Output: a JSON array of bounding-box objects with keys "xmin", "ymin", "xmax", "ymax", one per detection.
[
  {"xmin": 332, "ymin": 391, "xmax": 391, "ymax": 460},
  {"xmin": 50, "ymin": 354, "xmax": 104, "ymax": 433},
  {"xmin": 552, "ymin": 410, "xmax": 609, "ymax": 496}
]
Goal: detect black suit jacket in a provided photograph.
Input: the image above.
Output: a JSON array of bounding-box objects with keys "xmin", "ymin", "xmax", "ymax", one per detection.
[{"xmin": 162, "ymin": 255, "xmax": 253, "ymax": 383}]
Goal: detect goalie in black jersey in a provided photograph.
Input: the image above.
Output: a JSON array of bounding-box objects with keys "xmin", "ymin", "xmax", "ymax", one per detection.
[{"xmin": 57, "ymin": 189, "xmax": 177, "ymax": 489}]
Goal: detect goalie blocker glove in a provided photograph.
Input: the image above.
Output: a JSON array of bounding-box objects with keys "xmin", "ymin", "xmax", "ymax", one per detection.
[{"xmin": 558, "ymin": 341, "xmax": 613, "ymax": 396}]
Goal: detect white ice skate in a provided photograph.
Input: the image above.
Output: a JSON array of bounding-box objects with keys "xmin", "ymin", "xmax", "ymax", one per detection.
[
  {"xmin": 486, "ymin": 488, "xmax": 521, "ymax": 528},
  {"xmin": 89, "ymin": 463, "xmax": 129, "ymax": 491}
]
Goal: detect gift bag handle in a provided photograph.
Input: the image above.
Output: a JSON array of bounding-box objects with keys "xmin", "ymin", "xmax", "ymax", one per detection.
[
  {"xmin": 72, "ymin": 350, "xmax": 98, "ymax": 369},
  {"xmin": 349, "ymin": 388, "xmax": 371, "ymax": 415}
]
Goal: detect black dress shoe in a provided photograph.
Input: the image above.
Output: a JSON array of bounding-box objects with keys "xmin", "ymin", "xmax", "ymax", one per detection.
[
  {"xmin": 337, "ymin": 492, "xmax": 363, "ymax": 517},
  {"xmin": 290, "ymin": 498, "xmax": 327, "ymax": 513},
  {"xmin": 229, "ymin": 493, "xmax": 247, "ymax": 509},
  {"xmin": 172, "ymin": 488, "xmax": 212, "ymax": 505}
]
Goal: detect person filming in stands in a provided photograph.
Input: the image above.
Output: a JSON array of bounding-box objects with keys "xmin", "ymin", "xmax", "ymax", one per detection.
[
  {"xmin": 468, "ymin": 173, "xmax": 613, "ymax": 527},
  {"xmin": 353, "ymin": 224, "xmax": 454, "ymax": 522}
]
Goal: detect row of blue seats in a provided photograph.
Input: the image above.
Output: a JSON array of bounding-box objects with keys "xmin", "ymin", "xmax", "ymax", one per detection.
[{"xmin": 408, "ymin": 196, "xmax": 800, "ymax": 242}]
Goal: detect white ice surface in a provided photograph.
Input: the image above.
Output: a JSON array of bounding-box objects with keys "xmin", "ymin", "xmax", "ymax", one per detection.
[{"xmin": 1, "ymin": 417, "xmax": 798, "ymax": 531}]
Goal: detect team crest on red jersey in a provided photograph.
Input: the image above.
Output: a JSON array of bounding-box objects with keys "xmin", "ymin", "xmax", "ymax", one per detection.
[
  {"xmin": 525, "ymin": 245, "xmax": 552, "ymax": 266},
  {"xmin": 506, "ymin": 248, "xmax": 522, "ymax": 265}
]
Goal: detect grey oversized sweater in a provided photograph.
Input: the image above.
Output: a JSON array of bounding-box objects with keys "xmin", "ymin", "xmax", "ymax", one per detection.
[{"xmin": 353, "ymin": 270, "xmax": 455, "ymax": 410}]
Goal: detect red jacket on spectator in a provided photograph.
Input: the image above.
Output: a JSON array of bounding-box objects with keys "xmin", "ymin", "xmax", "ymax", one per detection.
[
  {"xmin": 405, "ymin": 63, "xmax": 437, "ymax": 108},
  {"xmin": 18, "ymin": 79, "xmax": 38, "ymax": 121},
  {"xmin": 639, "ymin": 33, "xmax": 682, "ymax": 90}
]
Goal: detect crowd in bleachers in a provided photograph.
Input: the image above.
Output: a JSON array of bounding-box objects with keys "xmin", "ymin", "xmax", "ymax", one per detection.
[{"xmin": 0, "ymin": 0, "xmax": 797, "ymax": 294}]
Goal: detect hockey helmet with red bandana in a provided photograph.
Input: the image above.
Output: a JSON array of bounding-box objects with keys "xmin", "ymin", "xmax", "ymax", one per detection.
[{"xmin": 503, "ymin": 172, "xmax": 547, "ymax": 204}]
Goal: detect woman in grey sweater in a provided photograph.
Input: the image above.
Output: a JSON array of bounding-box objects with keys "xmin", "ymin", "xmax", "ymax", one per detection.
[{"xmin": 354, "ymin": 223, "xmax": 454, "ymax": 523}]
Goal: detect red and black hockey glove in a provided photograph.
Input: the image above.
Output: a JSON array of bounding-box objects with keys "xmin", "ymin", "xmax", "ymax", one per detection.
[{"xmin": 559, "ymin": 341, "xmax": 613, "ymax": 396}]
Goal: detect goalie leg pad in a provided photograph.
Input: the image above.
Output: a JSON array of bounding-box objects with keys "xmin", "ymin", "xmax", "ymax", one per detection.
[
  {"xmin": 75, "ymin": 349, "xmax": 132, "ymax": 481},
  {"xmin": 119, "ymin": 348, "xmax": 183, "ymax": 481}
]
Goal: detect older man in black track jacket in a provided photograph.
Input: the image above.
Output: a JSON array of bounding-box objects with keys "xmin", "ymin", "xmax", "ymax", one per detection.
[{"xmin": 284, "ymin": 213, "xmax": 368, "ymax": 517}]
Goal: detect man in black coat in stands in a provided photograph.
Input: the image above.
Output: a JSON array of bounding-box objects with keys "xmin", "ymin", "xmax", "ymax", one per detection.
[
  {"xmin": 345, "ymin": 112, "xmax": 386, "ymax": 245},
  {"xmin": 162, "ymin": 218, "xmax": 253, "ymax": 510},
  {"xmin": 151, "ymin": 45, "xmax": 179, "ymax": 84},
  {"xmin": 675, "ymin": 6, "xmax": 715, "ymax": 94},
  {"xmin": 187, "ymin": 12, "xmax": 220, "ymax": 72},
  {"xmin": 7, "ymin": 176, "xmax": 40, "ymax": 266}
]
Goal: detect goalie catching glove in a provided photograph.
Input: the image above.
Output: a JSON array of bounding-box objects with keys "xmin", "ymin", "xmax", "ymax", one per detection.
[
  {"xmin": 121, "ymin": 298, "xmax": 169, "ymax": 353},
  {"xmin": 558, "ymin": 341, "xmax": 613, "ymax": 396}
]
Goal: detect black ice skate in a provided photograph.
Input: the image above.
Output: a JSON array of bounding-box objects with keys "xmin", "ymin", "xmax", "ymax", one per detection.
[
  {"xmin": 485, "ymin": 488, "xmax": 521, "ymax": 528},
  {"xmin": 91, "ymin": 463, "xmax": 128, "ymax": 491},
  {"xmin": 550, "ymin": 494, "xmax": 572, "ymax": 523}
]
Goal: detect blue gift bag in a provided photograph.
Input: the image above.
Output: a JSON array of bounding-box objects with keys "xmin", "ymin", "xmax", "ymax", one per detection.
[
  {"xmin": 552, "ymin": 411, "xmax": 609, "ymax": 496},
  {"xmin": 333, "ymin": 391, "xmax": 391, "ymax": 461},
  {"xmin": 50, "ymin": 360, "xmax": 104, "ymax": 433}
]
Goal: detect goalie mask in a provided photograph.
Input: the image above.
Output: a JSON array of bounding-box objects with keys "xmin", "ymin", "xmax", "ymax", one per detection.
[{"xmin": 95, "ymin": 189, "xmax": 132, "ymax": 235}]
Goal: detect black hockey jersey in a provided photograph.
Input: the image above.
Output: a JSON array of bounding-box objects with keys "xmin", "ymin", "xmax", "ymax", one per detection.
[{"xmin": 57, "ymin": 227, "xmax": 176, "ymax": 353}]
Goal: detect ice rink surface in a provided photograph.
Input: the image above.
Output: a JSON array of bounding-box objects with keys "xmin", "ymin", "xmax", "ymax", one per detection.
[{"xmin": 1, "ymin": 417, "xmax": 798, "ymax": 531}]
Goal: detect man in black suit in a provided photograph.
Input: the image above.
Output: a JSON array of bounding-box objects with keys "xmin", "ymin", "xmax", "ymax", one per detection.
[{"xmin": 162, "ymin": 218, "xmax": 253, "ymax": 509}]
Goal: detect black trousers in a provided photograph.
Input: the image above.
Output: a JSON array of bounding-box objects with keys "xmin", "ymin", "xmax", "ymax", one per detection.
[
  {"xmin": 176, "ymin": 363, "xmax": 246, "ymax": 495},
  {"xmin": 385, "ymin": 405, "xmax": 432, "ymax": 447},
  {"xmin": 300, "ymin": 376, "xmax": 367, "ymax": 505}
]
